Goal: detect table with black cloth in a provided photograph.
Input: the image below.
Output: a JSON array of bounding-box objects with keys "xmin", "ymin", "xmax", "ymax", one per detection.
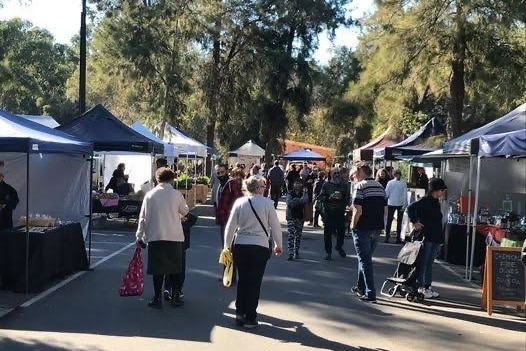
[
  {"xmin": 444, "ymin": 223, "xmax": 487, "ymax": 267},
  {"xmin": 0, "ymin": 223, "xmax": 88, "ymax": 293}
]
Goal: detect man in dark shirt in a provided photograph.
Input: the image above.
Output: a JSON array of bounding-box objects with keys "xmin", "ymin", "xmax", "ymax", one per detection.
[
  {"xmin": 0, "ymin": 173, "xmax": 19, "ymax": 230},
  {"xmin": 285, "ymin": 164, "xmax": 300, "ymax": 192},
  {"xmin": 267, "ymin": 160, "xmax": 285, "ymax": 208},
  {"xmin": 350, "ymin": 163, "xmax": 387, "ymax": 302},
  {"xmin": 318, "ymin": 167, "xmax": 350, "ymax": 260}
]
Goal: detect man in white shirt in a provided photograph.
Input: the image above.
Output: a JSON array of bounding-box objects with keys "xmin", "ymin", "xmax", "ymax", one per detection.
[{"xmin": 384, "ymin": 170, "xmax": 407, "ymax": 243}]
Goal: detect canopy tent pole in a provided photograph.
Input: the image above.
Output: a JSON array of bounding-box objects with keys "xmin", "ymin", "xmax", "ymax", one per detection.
[
  {"xmin": 186, "ymin": 154, "xmax": 189, "ymax": 189},
  {"xmin": 194, "ymin": 158, "xmax": 197, "ymax": 206},
  {"xmin": 464, "ymin": 156, "xmax": 474, "ymax": 280},
  {"xmin": 468, "ymin": 156, "xmax": 482, "ymax": 281},
  {"xmin": 88, "ymin": 156, "xmax": 93, "ymax": 267},
  {"xmin": 25, "ymin": 153, "xmax": 30, "ymax": 293}
]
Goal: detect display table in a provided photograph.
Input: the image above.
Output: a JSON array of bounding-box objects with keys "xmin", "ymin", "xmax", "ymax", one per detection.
[
  {"xmin": 444, "ymin": 223, "xmax": 486, "ymax": 267},
  {"xmin": 92, "ymin": 198, "xmax": 143, "ymax": 220},
  {"xmin": 0, "ymin": 223, "xmax": 88, "ymax": 293}
]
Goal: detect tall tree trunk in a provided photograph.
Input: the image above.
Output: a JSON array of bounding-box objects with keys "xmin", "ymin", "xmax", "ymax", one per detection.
[
  {"xmin": 205, "ymin": 16, "xmax": 222, "ymax": 174},
  {"xmin": 448, "ymin": 2, "xmax": 466, "ymax": 139}
]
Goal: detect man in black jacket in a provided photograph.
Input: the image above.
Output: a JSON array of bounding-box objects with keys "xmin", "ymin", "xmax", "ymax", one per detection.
[{"xmin": 0, "ymin": 173, "xmax": 19, "ymax": 230}]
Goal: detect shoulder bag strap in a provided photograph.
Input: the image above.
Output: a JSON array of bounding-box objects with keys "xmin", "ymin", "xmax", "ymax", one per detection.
[{"xmin": 248, "ymin": 198, "xmax": 269, "ymax": 238}]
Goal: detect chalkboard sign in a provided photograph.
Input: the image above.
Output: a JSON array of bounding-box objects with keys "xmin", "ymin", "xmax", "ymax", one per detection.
[
  {"xmin": 482, "ymin": 246, "xmax": 526, "ymax": 316},
  {"xmin": 491, "ymin": 249, "xmax": 525, "ymax": 301}
]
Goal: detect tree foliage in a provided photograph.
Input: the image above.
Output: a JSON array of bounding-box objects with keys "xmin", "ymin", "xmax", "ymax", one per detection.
[
  {"xmin": 0, "ymin": 0, "xmax": 524, "ymax": 164},
  {"xmin": 0, "ymin": 19, "xmax": 77, "ymax": 122}
]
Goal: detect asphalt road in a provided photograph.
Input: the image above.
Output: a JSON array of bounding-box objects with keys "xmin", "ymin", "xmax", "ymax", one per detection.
[{"xmin": 0, "ymin": 203, "xmax": 524, "ymax": 351}]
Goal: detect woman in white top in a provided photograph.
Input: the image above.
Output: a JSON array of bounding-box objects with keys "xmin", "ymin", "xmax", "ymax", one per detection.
[
  {"xmin": 224, "ymin": 176, "xmax": 283, "ymax": 328},
  {"xmin": 136, "ymin": 167, "xmax": 189, "ymax": 309}
]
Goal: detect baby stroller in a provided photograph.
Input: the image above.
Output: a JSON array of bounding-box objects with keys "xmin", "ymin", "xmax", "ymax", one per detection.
[{"xmin": 380, "ymin": 231, "xmax": 425, "ymax": 302}]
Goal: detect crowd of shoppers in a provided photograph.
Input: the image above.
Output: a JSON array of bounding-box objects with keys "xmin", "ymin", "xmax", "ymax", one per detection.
[{"xmin": 134, "ymin": 159, "xmax": 442, "ymax": 328}]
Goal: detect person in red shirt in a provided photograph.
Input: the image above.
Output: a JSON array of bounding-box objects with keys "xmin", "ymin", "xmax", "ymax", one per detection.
[{"xmin": 215, "ymin": 164, "xmax": 243, "ymax": 244}]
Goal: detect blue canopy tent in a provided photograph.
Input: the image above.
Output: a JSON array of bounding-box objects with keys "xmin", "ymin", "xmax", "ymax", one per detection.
[
  {"xmin": 441, "ymin": 103, "xmax": 526, "ymax": 281},
  {"xmin": 57, "ymin": 104, "xmax": 164, "ymax": 153},
  {"xmin": 0, "ymin": 109, "xmax": 93, "ymax": 291},
  {"xmin": 478, "ymin": 129, "xmax": 526, "ymax": 158},
  {"xmin": 281, "ymin": 148, "xmax": 326, "ymax": 162},
  {"xmin": 374, "ymin": 117, "xmax": 444, "ymax": 160},
  {"xmin": 443, "ymin": 103, "xmax": 526, "ymax": 155}
]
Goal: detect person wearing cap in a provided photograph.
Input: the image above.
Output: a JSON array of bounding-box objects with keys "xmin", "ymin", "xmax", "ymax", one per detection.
[
  {"xmin": 407, "ymin": 177, "xmax": 447, "ymax": 299},
  {"xmin": 384, "ymin": 170, "xmax": 408, "ymax": 243}
]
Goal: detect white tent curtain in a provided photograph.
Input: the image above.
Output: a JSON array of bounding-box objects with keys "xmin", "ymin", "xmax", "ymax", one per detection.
[
  {"xmin": 1, "ymin": 152, "xmax": 90, "ymax": 237},
  {"xmin": 102, "ymin": 153, "xmax": 154, "ymax": 193}
]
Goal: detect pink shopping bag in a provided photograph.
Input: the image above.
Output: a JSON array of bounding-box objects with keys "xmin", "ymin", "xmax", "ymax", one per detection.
[{"xmin": 119, "ymin": 245, "xmax": 144, "ymax": 296}]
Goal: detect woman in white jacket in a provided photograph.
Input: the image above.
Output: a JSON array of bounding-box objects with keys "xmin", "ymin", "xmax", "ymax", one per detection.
[
  {"xmin": 224, "ymin": 176, "xmax": 283, "ymax": 329},
  {"xmin": 136, "ymin": 167, "xmax": 189, "ymax": 309}
]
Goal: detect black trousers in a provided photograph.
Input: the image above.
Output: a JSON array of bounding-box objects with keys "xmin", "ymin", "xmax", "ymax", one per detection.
[
  {"xmin": 386, "ymin": 206, "xmax": 404, "ymax": 240},
  {"xmin": 270, "ymin": 186, "xmax": 282, "ymax": 209},
  {"xmin": 163, "ymin": 250, "xmax": 186, "ymax": 294},
  {"xmin": 323, "ymin": 212, "xmax": 345, "ymax": 254},
  {"xmin": 233, "ymin": 244, "xmax": 269, "ymax": 322}
]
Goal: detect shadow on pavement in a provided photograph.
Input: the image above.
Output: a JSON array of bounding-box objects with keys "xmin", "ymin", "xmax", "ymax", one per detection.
[
  {"xmin": 0, "ymin": 203, "xmax": 524, "ymax": 351},
  {"xmin": 224, "ymin": 311, "xmax": 391, "ymax": 351},
  {"xmin": 0, "ymin": 337, "xmax": 105, "ymax": 351}
]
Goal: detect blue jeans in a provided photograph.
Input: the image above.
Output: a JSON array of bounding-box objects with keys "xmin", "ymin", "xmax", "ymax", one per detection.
[
  {"xmin": 418, "ymin": 242, "xmax": 442, "ymax": 288},
  {"xmin": 352, "ymin": 229, "xmax": 380, "ymax": 298}
]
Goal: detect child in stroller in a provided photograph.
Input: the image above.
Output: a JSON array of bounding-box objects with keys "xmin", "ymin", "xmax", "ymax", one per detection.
[{"xmin": 380, "ymin": 231, "xmax": 426, "ymax": 302}]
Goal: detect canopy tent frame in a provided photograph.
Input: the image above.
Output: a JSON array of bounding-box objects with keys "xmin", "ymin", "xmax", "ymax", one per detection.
[{"xmin": 1, "ymin": 109, "xmax": 93, "ymax": 291}]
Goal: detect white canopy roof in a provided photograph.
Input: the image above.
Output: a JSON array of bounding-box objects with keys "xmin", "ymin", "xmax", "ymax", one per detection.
[
  {"xmin": 229, "ymin": 140, "xmax": 265, "ymax": 157},
  {"xmin": 163, "ymin": 123, "xmax": 207, "ymax": 158},
  {"xmin": 130, "ymin": 122, "xmax": 180, "ymax": 156},
  {"xmin": 18, "ymin": 114, "xmax": 60, "ymax": 128}
]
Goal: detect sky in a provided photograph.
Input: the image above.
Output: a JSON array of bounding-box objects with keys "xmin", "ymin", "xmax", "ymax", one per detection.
[{"xmin": 0, "ymin": 0, "xmax": 375, "ymax": 64}]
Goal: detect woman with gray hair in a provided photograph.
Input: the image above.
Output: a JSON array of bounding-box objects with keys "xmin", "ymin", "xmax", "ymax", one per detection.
[{"xmin": 224, "ymin": 175, "xmax": 283, "ymax": 329}]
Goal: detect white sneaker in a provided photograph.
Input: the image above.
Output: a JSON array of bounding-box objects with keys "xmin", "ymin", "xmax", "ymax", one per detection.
[
  {"xmin": 417, "ymin": 287, "xmax": 432, "ymax": 299},
  {"xmin": 428, "ymin": 287, "xmax": 440, "ymax": 298}
]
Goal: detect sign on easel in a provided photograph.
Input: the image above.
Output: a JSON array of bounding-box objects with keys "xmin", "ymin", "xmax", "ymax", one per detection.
[{"xmin": 481, "ymin": 246, "xmax": 526, "ymax": 316}]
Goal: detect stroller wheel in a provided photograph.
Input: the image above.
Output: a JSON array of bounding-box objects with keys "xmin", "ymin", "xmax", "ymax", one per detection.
[
  {"xmin": 416, "ymin": 293, "xmax": 425, "ymax": 302},
  {"xmin": 399, "ymin": 290, "xmax": 407, "ymax": 297},
  {"xmin": 406, "ymin": 293, "xmax": 415, "ymax": 302}
]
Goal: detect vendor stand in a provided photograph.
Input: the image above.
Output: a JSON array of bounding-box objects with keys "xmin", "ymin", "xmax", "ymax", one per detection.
[
  {"xmin": 443, "ymin": 103, "xmax": 526, "ymax": 281},
  {"xmin": 58, "ymin": 104, "xmax": 164, "ymax": 234},
  {"xmin": 0, "ymin": 109, "xmax": 93, "ymax": 293},
  {"xmin": 0, "ymin": 223, "xmax": 88, "ymax": 293}
]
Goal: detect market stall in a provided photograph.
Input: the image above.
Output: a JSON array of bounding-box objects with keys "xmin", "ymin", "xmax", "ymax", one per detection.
[
  {"xmin": 351, "ymin": 127, "xmax": 400, "ymax": 162},
  {"xmin": 164, "ymin": 123, "xmax": 209, "ymax": 207},
  {"xmin": 0, "ymin": 109, "xmax": 92, "ymax": 293},
  {"xmin": 228, "ymin": 140, "xmax": 265, "ymax": 167},
  {"xmin": 373, "ymin": 117, "xmax": 444, "ymax": 161},
  {"xmin": 442, "ymin": 103, "xmax": 526, "ymax": 280},
  {"xmin": 281, "ymin": 148, "xmax": 326, "ymax": 162},
  {"xmin": 57, "ymin": 104, "xmax": 164, "ymax": 222}
]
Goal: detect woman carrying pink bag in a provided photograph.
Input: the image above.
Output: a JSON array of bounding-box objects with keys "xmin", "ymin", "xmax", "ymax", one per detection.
[{"xmin": 135, "ymin": 167, "xmax": 189, "ymax": 309}]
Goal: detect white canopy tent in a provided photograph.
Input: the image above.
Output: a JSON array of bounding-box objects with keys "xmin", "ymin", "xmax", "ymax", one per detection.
[
  {"xmin": 18, "ymin": 114, "xmax": 60, "ymax": 128},
  {"xmin": 130, "ymin": 122, "xmax": 181, "ymax": 157},
  {"xmin": 228, "ymin": 140, "xmax": 265, "ymax": 166},
  {"xmin": 163, "ymin": 123, "xmax": 207, "ymax": 158}
]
